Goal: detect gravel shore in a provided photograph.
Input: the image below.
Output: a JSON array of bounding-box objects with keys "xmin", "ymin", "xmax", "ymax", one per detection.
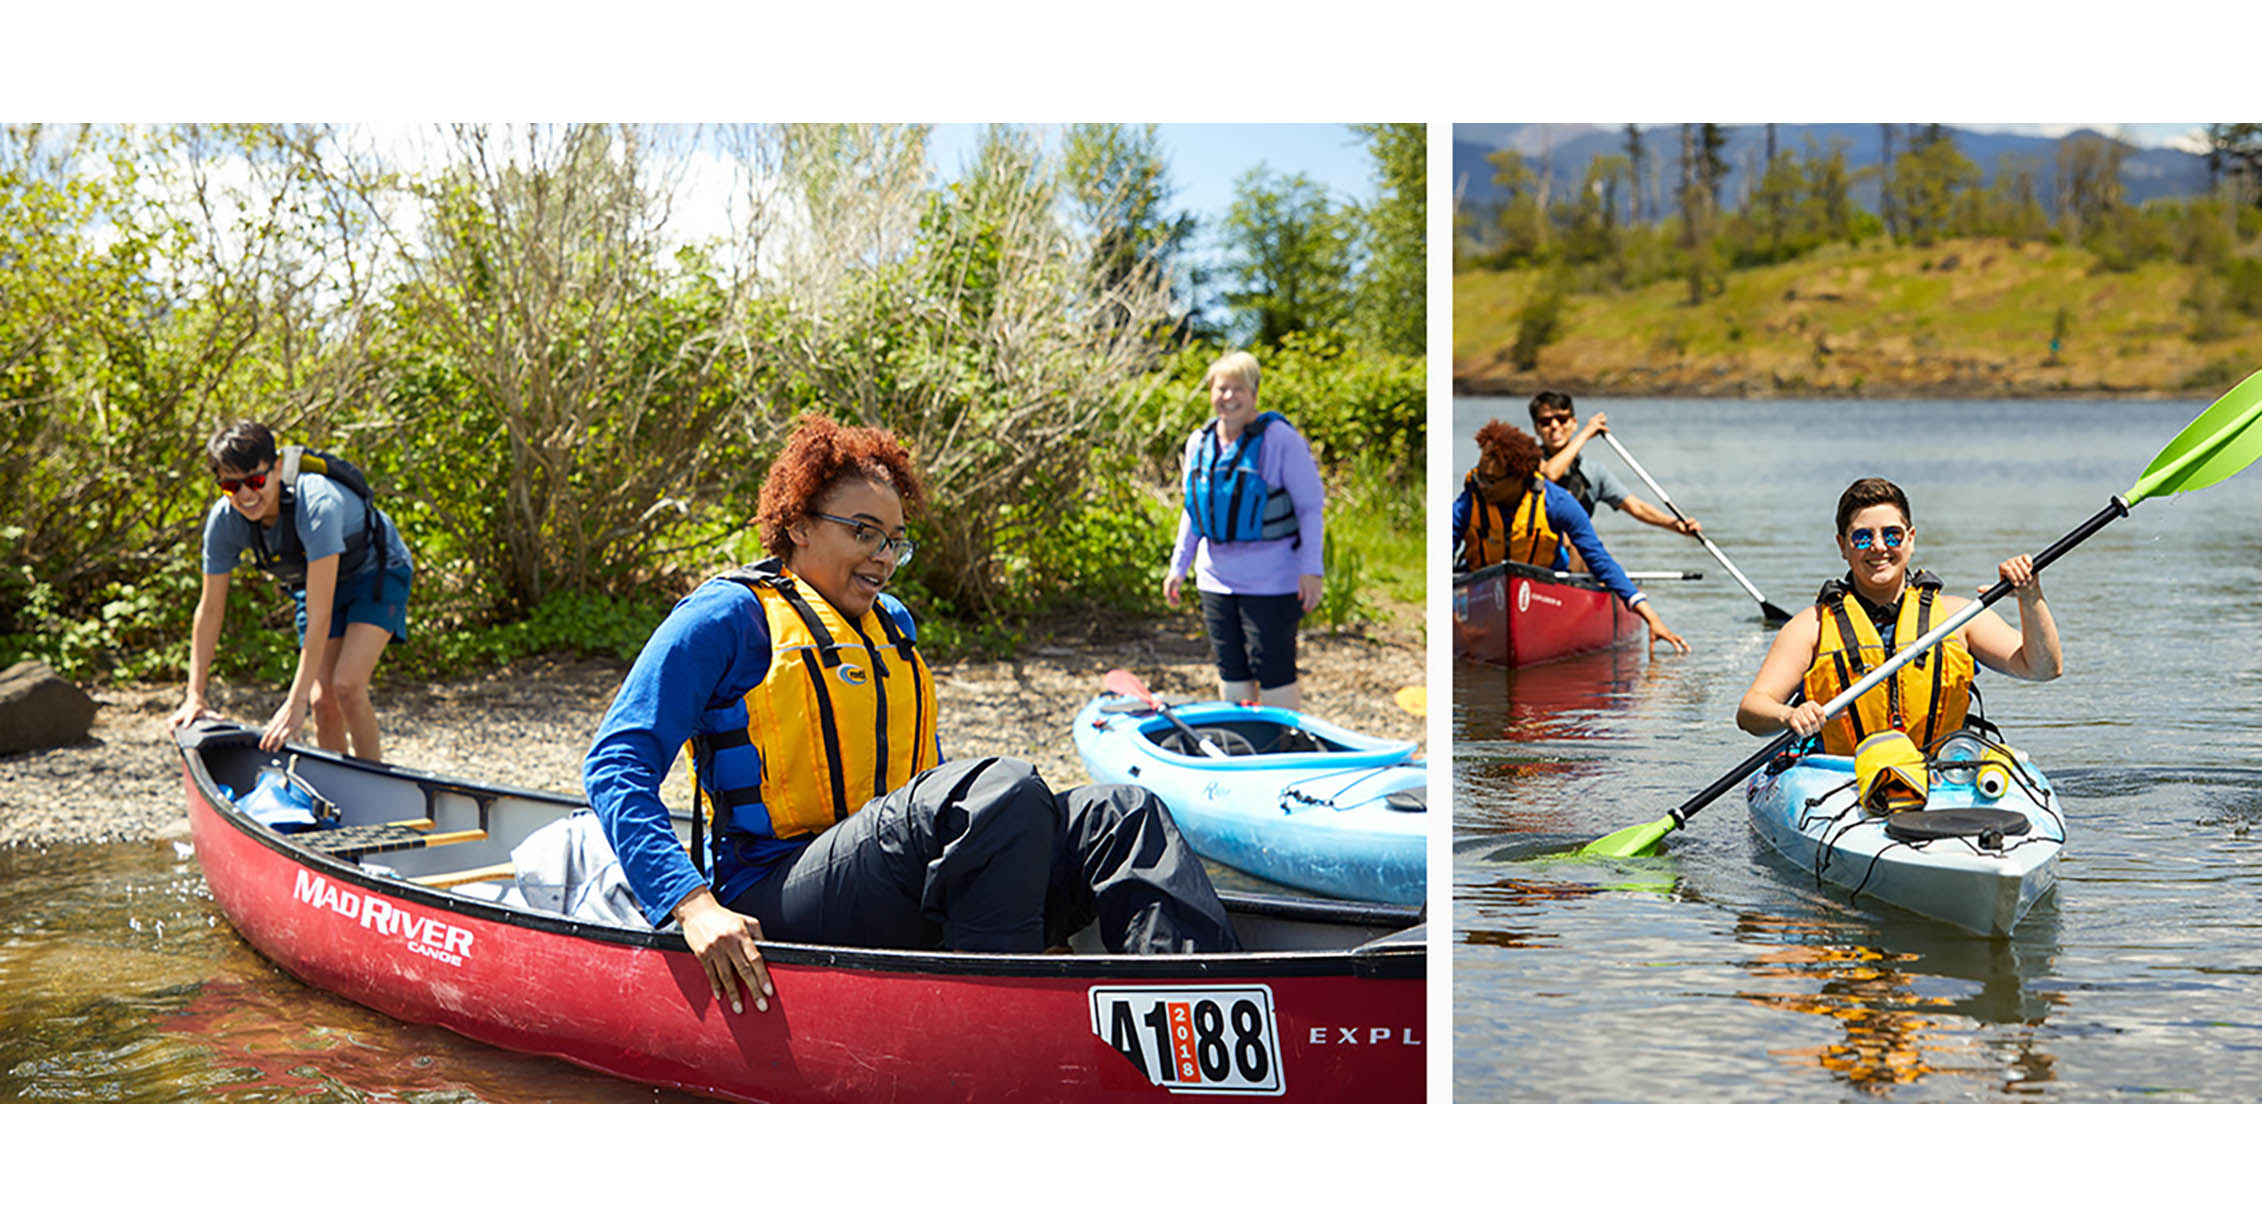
[{"xmin": 0, "ymin": 610, "xmax": 1425, "ymax": 846}]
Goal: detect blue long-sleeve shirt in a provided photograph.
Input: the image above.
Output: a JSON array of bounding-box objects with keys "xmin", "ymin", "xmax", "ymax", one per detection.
[
  {"xmin": 582, "ymin": 576, "xmax": 930, "ymax": 926},
  {"xmin": 1450, "ymin": 478, "xmax": 1648, "ymax": 610}
]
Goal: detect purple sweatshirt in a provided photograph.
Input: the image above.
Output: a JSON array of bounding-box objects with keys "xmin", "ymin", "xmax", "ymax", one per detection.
[{"xmin": 1168, "ymin": 416, "xmax": 1327, "ymax": 596}]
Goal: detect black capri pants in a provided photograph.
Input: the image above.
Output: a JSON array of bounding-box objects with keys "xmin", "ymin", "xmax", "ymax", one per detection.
[{"xmin": 1198, "ymin": 590, "xmax": 1302, "ymax": 689}]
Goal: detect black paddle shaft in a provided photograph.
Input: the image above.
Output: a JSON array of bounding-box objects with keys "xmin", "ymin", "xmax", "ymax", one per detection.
[{"xmin": 1666, "ymin": 495, "xmax": 2130, "ymax": 827}]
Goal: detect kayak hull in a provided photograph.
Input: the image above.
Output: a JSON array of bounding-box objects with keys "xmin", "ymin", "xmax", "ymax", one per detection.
[
  {"xmin": 1453, "ymin": 561, "xmax": 1639, "ymax": 669},
  {"xmin": 1073, "ymin": 696, "xmax": 1427, "ymax": 906},
  {"xmin": 1745, "ymin": 750, "xmax": 2066, "ymax": 936}
]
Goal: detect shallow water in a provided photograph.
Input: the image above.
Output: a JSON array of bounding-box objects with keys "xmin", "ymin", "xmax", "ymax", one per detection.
[
  {"xmin": 0, "ymin": 840, "xmax": 701, "ymax": 1102},
  {"xmin": 0, "ymin": 833, "xmax": 1306, "ymax": 1104},
  {"xmin": 1452, "ymin": 395, "xmax": 2262, "ymax": 1102}
]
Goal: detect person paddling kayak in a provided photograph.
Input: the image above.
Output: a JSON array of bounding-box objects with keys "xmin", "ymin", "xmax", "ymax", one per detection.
[
  {"xmin": 1737, "ymin": 476, "xmax": 2064, "ymax": 748},
  {"xmin": 1452, "ymin": 419, "xmax": 1688, "ymax": 654}
]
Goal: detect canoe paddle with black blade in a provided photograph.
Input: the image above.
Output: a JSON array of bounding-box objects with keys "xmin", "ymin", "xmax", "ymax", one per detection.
[
  {"xmin": 1599, "ymin": 431, "xmax": 1796, "ymax": 625},
  {"xmin": 1584, "ymin": 368, "xmax": 2262, "ymax": 858},
  {"xmin": 1102, "ymin": 669, "xmax": 1229, "ymax": 759}
]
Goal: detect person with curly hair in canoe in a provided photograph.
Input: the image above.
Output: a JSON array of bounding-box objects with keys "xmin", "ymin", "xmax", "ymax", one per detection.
[
  {"xmin": 1453, "ymin": 418, "xmax": 1688, "ymax": 654},
  {"xmin": 1736, "ymin": 476, "xmax": 2062, "ymax": 749},
  {"xmin": 585, "ymin": 414, "xmax": 1239, "ymax": 1015}
]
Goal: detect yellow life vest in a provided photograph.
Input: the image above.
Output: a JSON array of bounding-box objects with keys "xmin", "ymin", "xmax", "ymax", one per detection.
[
  {"xmin": 1464, "ymin": 471, "xmax": 1560, "ymax": 570},
  {"xmin": 1803, "ymin": 573, "xmax": 1974, "ymax": 756},
  {"xmin": 688, "ymin": 565, "xmax": 939, "ymax": 843}
]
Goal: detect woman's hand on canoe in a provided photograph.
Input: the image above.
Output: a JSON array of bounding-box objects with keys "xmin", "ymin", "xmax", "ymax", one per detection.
[{"xmin": 674, "ymin": 887, "xmax": 773, "ymax": 1014}]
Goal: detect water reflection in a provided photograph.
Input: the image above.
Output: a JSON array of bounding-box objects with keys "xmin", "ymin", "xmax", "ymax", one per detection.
[
  {"xmin": 1728, "ymin": 907, "xmax": 2063, "ymax": 1099},
  {"xmin": 0, "ymin": 840, "xmax": 690, "ymax": 1103},
  {"xmin": 1455, "ymin": 644, "xmax": 1652, "ymax": 745}
]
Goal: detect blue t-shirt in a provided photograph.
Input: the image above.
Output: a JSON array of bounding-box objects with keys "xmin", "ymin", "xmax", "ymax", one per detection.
[
  {"xmin": 583, "ymin": 576, "xmax": 936, "ymax": 927},
  {"xmin": 200, "ymin": 473, "xmax": 412, "ymax": 582}
]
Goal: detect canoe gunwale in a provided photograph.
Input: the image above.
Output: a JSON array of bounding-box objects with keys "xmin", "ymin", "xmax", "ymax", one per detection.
[{"xmin": 178, "ymin": 721, "xmax": 1424, "ymax": 979}]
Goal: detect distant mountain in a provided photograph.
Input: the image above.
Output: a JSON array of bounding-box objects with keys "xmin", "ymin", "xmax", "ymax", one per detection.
[{"xmin": 1451, "ymin": 124, "xmax": 2213, "ymax": 220}]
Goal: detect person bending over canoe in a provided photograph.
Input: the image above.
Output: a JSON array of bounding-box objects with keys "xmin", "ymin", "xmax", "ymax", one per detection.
[
  {"xmin": 1529, "ymin": 390, "xmax": 1701, "ymax": 541},
  {"xmin": 167, "ymin": 421, "xmax": 415, "ymax": 761},
  {"xmin": 1452, "ymin": 419, "xmax": 1689, "ymax": 654},
  {"xmin": 1736, "ymin": 476, "xmax": 2062, "ymax": 748},
  {"xmin": 585, "ymin": 414, "xmax": 1238, "ymax": 1015}
]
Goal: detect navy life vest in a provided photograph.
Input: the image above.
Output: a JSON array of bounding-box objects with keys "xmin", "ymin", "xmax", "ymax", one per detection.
[
  {"xmin": 249, "ymin": 446, "xmax": 386, "ymax": 588},
  {"xmin": 1183, "ymin": 412, "xmax": 1298, "ymax": 545}
]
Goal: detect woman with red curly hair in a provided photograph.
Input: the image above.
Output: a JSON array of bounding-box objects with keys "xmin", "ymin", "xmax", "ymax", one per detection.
[
  {"xmin": 1452, "ymin": 418, "xmax": 1688, "ymax": 654},
  {"xmin": 584, "ymin": 414, "xmax": 1237, "ymax": 1014}
]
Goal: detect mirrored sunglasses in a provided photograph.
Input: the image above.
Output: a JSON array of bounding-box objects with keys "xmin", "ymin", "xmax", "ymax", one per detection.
[
  {"xmin": 218, "ymin": 470, "xmax": 272, "ymax": 494},
  {"xmin": 1848, "ymin": 526, "xmax": 1910, "ymax": 550}
]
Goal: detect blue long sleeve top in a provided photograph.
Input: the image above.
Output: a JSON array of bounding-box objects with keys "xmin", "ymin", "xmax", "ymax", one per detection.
[
  {"xmin": 1450, "ymin": 478, "xmax": 1648, "ymax": 610},
  {"xmin": 582, "ymin": 576, "xmax": 930, "ymax": 926}
]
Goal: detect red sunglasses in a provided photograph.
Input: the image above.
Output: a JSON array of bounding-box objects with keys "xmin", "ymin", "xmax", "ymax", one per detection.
[{"xmin": 218, "ymin": 469, "xmax": 272, "ymax": 494}]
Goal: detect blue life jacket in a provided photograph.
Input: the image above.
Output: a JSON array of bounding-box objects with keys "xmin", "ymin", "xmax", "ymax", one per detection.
[{"xmin": 1183, "ymin": 412, "xmax": 1298, "ymax": 544}]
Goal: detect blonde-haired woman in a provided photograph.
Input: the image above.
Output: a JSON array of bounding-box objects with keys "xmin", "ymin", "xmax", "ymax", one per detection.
[{"xmin": 1163, "ymin": 351, "xmax": 1325, "ymax": 710}]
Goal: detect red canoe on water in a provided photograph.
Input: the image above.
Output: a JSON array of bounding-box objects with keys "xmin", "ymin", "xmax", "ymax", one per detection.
[
  {"xmin": 175, "ymin": 723, "xmax": 1425, "ymax": 1103},
  {"xmin": 1451, "ymin": 561, "xmax": 1641, "ymax": 669}
]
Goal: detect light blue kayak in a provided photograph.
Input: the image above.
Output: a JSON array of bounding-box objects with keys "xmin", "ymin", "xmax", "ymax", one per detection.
[
  {"xmin": 1744, "ymin": 734, "xmax": 2067, "ymax": 936},
  {"xmin": 1072, "ymin": 694, "xmax": 1427, "ymax": 906}
]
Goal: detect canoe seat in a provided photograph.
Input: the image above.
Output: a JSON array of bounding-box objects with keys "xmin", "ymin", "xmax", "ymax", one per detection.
[
  {"xmin": 296, "ymin": 822, "xmax": 489, "ymax": 860},
  {"xmin": 1884, "ymin": 806, "xmax": 2031, "ymax": 844}
]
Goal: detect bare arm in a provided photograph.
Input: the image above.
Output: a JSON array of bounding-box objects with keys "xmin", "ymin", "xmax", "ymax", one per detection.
[
  {"xmin": 261, "ymin": 553, "xmax": 340, "ymax": 751},
  {"xmin": 1536, "ymin": 413, "xmax": 1606, "ymax": 485},
  {"xmin": 1955, "ymin": 555, "xmax": 2062, "ymax": 681},
  {"xmin": 1737, "ymin": 608, "xmax": 1825, "ymax": 735},
  {"xmin": 168, "ymin": 571, "xmax": 233, "ymax": 730},
  {"xmin": 1619, "ymin": 494, "xmax": 1702, "ymax": 536}
]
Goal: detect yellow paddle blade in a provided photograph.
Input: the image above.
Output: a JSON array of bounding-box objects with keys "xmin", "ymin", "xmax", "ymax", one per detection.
[
  {"xmin": 2124, "ymin": 368, "xmax": 2262, "ymax": 506},
  {"xmin": 1580, "ymin": 815, "xmax": 1677, "ymax": 858}
]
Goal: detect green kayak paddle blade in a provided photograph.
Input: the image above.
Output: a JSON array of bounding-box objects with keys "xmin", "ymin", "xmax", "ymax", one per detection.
[
  {"xmin": 2124, "ymin": 368, "xmax": 2262, "ymax": 506},
  {"xmin": 1581, "ymin": 815, "xmax": 1678, "ymax": 858}
]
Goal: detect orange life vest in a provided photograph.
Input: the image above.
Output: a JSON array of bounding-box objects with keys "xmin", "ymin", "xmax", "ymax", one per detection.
[{"xmin": 1803, "ymin": 573, "xmax": 1974, "ymax": 756}]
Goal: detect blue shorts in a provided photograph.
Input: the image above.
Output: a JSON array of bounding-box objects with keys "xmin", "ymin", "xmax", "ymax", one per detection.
[
  {"xmin": 1198, "ymin": 590, "xmax": 1302, "ymax": 689},
  {"xmin": 295, "ymin": 562, "xmax": 413, "ymax": 644}
]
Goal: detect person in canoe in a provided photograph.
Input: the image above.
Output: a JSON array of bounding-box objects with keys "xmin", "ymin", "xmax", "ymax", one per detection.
[
  {"xmin": 167, "ymin": 422, "xmax": 415, "ymax": 761},
  {"xmin": 1529, "ymin": 390, "xmax": 1703, "ymax": 544},
  {"xmin": 1736, "ymin": 476, "xmax": 2062, "ymax": 749},
  {"xmin": 1452, "ymin": 419, "xmax": 1689, "ymax": 654},
  {"xmin": 586, "ymin": 413, "xmax": 1239, "ymax": 1015},
  {"xmin": 1163, "ymin": 350, "xmax": 1326, "ymax": 710}
]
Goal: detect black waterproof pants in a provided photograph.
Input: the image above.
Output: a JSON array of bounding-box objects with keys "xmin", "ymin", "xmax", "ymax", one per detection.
[{"xmin": 729, "ymin": 756, "xmax": 1239, "ymax": 954}]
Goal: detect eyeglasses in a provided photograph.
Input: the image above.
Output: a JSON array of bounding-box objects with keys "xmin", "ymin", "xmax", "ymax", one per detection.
[
  {"xmin": 813, "ymin": 512, "xmax": 916, "ymax": 564},
  {"xmin": 218, "ymin": 469, "xmax": 272, "ymax": 494},
  {"xmin": 1532, "ymin": 412, "xmax": 1573, "ymax": 427},
  {"xmin": 1847, "ymin": 526, "xmax": 1911, "ymax": 551}
]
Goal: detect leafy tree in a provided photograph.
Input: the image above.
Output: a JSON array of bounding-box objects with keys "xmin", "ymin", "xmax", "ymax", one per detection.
[
  {"xmin": 1895, "ymin": 127, "xmax": 1980, "ymax": 245},
  {"xmin": 1486, "ymin": 148, "xmax": 1548, "ymax": 266},
  {"xmin": 1219, "ymin": 166, "xmax": 1352, "ymax": 347},
  {"xmin": 1347, "ymin": 122, "xmax": 1425, "ymax": 356},
  {"xmin": 1061, "ymin": 123, "xmax": 1202, "ymax": 342}
]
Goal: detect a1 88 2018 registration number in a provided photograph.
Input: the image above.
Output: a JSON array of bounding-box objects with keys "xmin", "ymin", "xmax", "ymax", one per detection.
[{"xmin": 1089, "ymin": 984, "xmax": 1283, "ymax": 1096}]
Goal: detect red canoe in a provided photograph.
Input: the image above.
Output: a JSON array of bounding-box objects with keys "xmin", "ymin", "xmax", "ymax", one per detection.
[
  {"xmin": 176, "ymin": 723, "xmax": 1425, "ymax": 1102},
  {"xmin": 1451, "ymin": 561, "xmax": 1640, "ymax": 669}
]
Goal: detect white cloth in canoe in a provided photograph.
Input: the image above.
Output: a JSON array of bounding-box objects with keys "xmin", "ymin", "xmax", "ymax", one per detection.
[{"xmin": 454, "ymin": 808, "xmax": 656, "ymax": 929}]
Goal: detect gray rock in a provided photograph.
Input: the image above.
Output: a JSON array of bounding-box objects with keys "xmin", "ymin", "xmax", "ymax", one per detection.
[{"xmin": 0, "ymin": 660, "xmax": 100, "ymax": 755}]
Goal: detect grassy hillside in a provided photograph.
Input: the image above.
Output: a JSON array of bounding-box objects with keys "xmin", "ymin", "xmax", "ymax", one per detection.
[{"xmin": 1455, "ymin": 236, "xmax": 2262, "ymax": 397}]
